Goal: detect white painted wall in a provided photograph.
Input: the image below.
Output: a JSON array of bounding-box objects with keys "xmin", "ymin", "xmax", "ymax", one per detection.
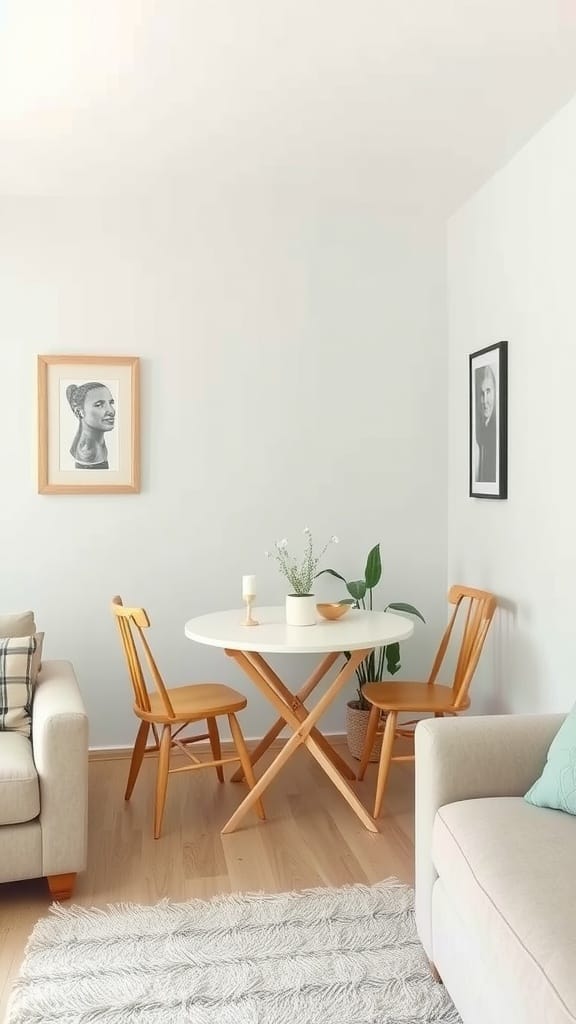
[
  {"xmin": 1, "ymin": 194, "xmax": 447, "ymax": 746},
  {"xmin": 448, "ymin": 93, "xmax": 576, "ymax": 714}
]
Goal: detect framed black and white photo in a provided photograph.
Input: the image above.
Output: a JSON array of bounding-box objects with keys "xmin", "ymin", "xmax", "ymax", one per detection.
[
  {"xmin": 469, "ymin": 341, "xmax": 507, "ymax": 499},
  {"xmin": 38, "ymin": 355, "xmax": 140, "ymax": 494}
]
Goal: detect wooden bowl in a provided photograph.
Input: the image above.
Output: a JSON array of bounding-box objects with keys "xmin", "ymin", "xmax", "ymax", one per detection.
[{"xmin": 316, "ymin": 602, "xmax": 352, "ymax": 621}]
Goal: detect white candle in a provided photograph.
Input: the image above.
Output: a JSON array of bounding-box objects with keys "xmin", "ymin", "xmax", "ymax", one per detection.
[{"xmin": 242, "ymin": 574, "xmax": 257, "ymax": 598}]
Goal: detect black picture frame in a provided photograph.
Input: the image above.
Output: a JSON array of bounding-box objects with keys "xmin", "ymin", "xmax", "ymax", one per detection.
[{"xmin": 469, "ymin": 340, "xmax": 508, "ymax": 499}]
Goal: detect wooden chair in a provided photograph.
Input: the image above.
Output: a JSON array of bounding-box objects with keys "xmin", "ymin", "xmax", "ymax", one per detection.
[
  {"xmin": 111, "ymin": 596, "xmax": 265, "ymax": 838},
  {"xmin": 358, "ymin": 585, "xmax": 497, "ymax": 818}
]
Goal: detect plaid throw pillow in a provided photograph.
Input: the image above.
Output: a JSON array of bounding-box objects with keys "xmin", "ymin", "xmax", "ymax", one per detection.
[
  {"xmin": 0, "ymin": 635, "xmax": 37, "ymax": 736},
  {"xmin": 0, "ymin": 612, "xmax": 43, "ymax": 677}
]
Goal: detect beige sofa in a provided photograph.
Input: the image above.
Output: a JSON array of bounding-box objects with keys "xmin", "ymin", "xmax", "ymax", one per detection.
[
  {"xmin": 415, "ymin": 713, "xmax": 575, "ymax": 1024},
  {"xmin": 0, "ymin": 660, "xmax": 88, "ymax": 899}
]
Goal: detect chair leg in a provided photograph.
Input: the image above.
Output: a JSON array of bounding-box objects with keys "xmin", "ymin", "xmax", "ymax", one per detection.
[
  {"xmin": 373, "ymin": 710, "xmax": 398, "ymax": 818},
  {"xmin": 125, "ymin": 721, "xmax": 150, "ymax": 800},
  {"xmin": 207, "ymin": 717, "xmax": 224, "ymax": 782},
  {"xmin": 228, "ymin": 713, "xmax": 266, "ymax": 821},
  {"xmin": 154, "ymin": 725, "xmax": 171, "ymax": 839},
  {"xmin": 357, "ymin": 704, "xmax": 381, "ymax": 781}
]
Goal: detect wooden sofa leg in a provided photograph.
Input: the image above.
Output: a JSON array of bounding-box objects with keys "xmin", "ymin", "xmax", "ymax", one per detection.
[
  {"xmin": 428, "ymin": 959, "xmax": 443, "ymax": 983},
  {"xmin": 47, "ymin": 872, "xmax": 77, "ymax": 901}
]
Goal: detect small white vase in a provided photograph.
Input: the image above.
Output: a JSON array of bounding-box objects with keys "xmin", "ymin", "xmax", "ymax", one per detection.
[{"xmin": 285, "ymin": 594, "xmax": 317, "ymax": 627}]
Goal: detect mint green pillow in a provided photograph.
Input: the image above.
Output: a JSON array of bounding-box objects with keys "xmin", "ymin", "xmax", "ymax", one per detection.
[{"xmin": 525, "ymin": 711, "xmax": 576, "ymax": 814}]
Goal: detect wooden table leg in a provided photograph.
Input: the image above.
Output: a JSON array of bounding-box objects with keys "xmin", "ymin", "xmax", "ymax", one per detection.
[
  {"xmin": 230, "ymin": 709, "xmax": 355, "ymax": 782},
  {"xmin": 229, "ymin": 652, "xmax": 355, "ymax": 781},
  {"xmin": 222, "ymin": 716, "xmax": 378, "ymax": 834},
  {"xmin": 221, "ymin": 648, "xmax": 378, "ymax": 834},
  {"xmin": 308, "ymin": 722, "xmax": 356, "ymax": 780},
  {"xmin": 243, "ymin": 652, "xmax": 356, "ymax": 781}
]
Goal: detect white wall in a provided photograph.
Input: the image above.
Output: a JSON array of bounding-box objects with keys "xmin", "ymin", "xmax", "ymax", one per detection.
[
  {"xmin": 1, "ymin": 193, "xmax": 447, "ymax": 746},
  {"xmin": 448, "ymin": 93, "xmax": 576, "ymax": 714}
]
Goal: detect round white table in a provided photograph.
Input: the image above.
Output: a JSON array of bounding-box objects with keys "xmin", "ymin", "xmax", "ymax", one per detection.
[{"xmin": 185, "ymin": 607, "xmax": 414, "ymax": 834}]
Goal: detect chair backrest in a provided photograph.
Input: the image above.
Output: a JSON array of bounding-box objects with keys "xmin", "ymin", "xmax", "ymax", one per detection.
[
  {"xmin": 427, "ymin": 585, "xmax": 497, "ymax": 708},
  {"xmin": 111, "ymin": 596, "xmax": 175, "ymax": 718}
]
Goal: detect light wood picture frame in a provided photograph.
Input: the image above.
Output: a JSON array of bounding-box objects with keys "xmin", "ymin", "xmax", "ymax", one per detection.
[{"xmin": 38, "ymin": 355, "xmax": 140, "ymax": 494}]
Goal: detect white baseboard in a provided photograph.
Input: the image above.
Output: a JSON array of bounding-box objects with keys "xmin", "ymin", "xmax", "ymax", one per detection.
[{"xmin": 89, "ymin": 732, "xmax": 348, "ymax": 762}]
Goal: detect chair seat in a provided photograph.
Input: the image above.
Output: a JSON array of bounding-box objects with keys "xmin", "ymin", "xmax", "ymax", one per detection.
[
  {"xmin": 142, "ymin": 683, "xmax": 248, "ymax": 722},
  {"xmin": 362, "ymin": 681, "xmax": 470, "ymax": 714}
]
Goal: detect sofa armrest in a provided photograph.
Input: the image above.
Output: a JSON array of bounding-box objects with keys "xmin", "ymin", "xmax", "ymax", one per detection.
[
  {"xmin": 32, "ymin": 660, "xmax": 89, "ymax": 877},
  {"xmin": 414, "ymin": 712, "xmax": 564, "ymax": 959}
]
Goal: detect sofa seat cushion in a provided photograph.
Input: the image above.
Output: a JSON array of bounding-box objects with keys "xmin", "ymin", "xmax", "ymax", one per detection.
[
  {"xmin": 0, "ymin": 732, "xmax": 40, "ymax": 824},
  {"xmin": 433, "ymin": 797, "xmax": 576, "ymax": 1022}
]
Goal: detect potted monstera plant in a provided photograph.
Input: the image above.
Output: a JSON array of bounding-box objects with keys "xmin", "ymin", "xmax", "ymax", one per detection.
[{"xmin": 317, "ymin": 543, "xmax": 425, "ymax": 761}]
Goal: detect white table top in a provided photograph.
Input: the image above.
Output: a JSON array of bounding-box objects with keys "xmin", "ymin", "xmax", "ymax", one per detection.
[{"xmin": 184, "ymin": 606, "xmax": 414, "ymax": 654}]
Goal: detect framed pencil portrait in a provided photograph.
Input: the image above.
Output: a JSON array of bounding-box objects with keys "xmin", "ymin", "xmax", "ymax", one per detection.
[
  {"xmin": 38, "ymin": 355, "xmax": 140, "ymax": 494},
  {"xmin": 469, "ymin": 341, "xmax": 507, "ymax": 500}
]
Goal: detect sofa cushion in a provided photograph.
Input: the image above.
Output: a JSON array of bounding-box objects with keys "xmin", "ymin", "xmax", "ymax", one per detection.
[
  {"xmin": 0, "ymin": 611, "xmax": 36, "ymax": 636},
  {"xmin": 433, "ymin": 797, "xmax": 576, "ymax": 1022},
  {"xmin": 0, "ymin": 611, "xmax": 43, "ymax": 677},
  {"xmin": 0, "ymin": 635, "xmax": 37, "ymax": 735},
  {"xmin": 0, "ymin": 731, "xmax": 40, "ymax": 825},
  {"xmin": 525, "ymin": 708, "xmax": 576, "ymax": 814}
]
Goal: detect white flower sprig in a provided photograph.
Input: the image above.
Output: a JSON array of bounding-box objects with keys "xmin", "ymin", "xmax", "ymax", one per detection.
[{"xmin": 265, "ymin": 528, "xmax": 339, "ymax": 595}]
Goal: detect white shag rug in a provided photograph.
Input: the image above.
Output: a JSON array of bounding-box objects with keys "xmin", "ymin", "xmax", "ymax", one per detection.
[{"xmin": 8, "ymin": 880, "xmax": 461, "ymax": 1024}]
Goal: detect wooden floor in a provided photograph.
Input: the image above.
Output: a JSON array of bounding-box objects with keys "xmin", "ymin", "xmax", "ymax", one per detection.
[{"xmin": 0, "ymin": 742, "xmax": 415, "ymax": 1021}]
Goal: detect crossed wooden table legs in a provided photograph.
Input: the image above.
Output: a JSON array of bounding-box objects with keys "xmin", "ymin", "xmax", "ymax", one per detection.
[{"xmin": 221, "ymin": 646, "xmax": 378, "ymax": 834}]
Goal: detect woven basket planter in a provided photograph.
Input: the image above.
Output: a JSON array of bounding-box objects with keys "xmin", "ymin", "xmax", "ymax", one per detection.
[{"xmin": 346, "ymin": 702, "xmax": 386, "ymax": 762}]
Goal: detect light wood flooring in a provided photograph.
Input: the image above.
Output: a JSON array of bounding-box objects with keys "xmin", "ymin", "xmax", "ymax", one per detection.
[{"xmin": 0, "ymin": 742, "xmax": 415, "ymax": 1021}]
